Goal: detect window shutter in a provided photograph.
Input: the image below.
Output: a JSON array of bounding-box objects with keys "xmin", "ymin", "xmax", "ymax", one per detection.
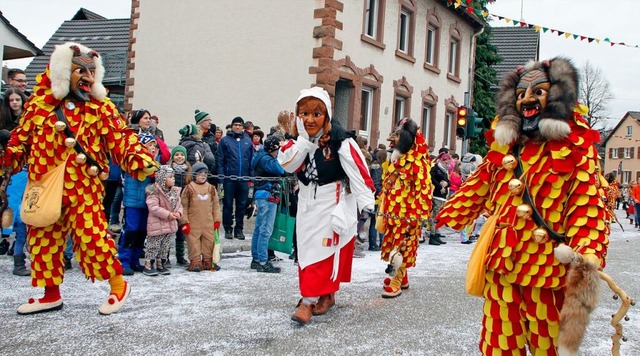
[
  {"xmin": 619, "ymin": 148, "xmax": 624, "ymax": 158},
  {"xmin": 637, "ymin": 147, "xmax": 640, "ymax": 159},
  {"xmin": 632, "ymin": 148, "xmax": 635, "ymax": 159},
  {"xmin": 609, "ymin": 147, "xmax": 613, "ymax": 159}
]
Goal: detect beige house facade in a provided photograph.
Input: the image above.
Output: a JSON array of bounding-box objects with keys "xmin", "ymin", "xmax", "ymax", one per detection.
[
  {"xmin": 126, "ymin": 0, "xmax": 483, "ymax": 149},
  {"xmin": 603, "ymin": 111, "xmax": 640, "ymax": 185}
]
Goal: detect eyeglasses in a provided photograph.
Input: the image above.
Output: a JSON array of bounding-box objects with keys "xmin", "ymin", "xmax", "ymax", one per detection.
[{"xmin": 12, "ymin": 79, "xmax": 28, "ymax": 84}]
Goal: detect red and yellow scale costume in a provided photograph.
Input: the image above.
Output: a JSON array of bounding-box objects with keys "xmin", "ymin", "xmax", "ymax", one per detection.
[
  {"xmin": 5, "ymin": 69, "xmax": 156, "ymax": 288},
  {"xmin": 437, "ymin": 111, "xmax": 609, "ymax": 355},
  {"xmin": 380, "ymin": 132, "xmax": 432, "ymax": 291}
]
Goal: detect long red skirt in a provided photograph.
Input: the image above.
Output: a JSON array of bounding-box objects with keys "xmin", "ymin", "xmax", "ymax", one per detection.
[{"xmin": 298, "ymin": 239, "xmax": 355, "ymax": 297}]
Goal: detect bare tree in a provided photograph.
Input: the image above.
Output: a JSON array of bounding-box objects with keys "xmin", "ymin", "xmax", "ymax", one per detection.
[{"xmin": 579, "ymin": 61, "xmax": 615, "ymax": 127}]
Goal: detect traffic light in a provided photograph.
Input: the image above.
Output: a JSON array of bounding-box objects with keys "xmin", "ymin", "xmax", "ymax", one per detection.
[
  {"xmin": 456, "ymin": 106, "xmax": 467, "ymax": 138},
  {"xmin": 465, "ymin": 109, "xmax": 484, "ymax": 139}
]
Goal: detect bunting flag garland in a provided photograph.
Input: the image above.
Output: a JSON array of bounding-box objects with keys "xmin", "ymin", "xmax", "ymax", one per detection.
[{"xmin": 445, "ymin": 0, "xmax": 639, "ymax": 49}]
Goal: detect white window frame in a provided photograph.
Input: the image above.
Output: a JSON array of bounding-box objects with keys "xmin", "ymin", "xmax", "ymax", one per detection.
[
  {"xmin": 612, "ymin": 148, "xmax": 618, "ymax": 159},
  {"xmin": 426, "ymin": 25, "xmax": 436, "ymax": 65},
  {"xmin": 398, "ymin": 9, "xmax": 410, "ymax": 53},
  {"xmin": 364, "ymin": 0, "xmax": 380, "ymax": 39},
  {"xmin": 448, "ymin": 39, "xmax": 458, "ymax": 75},
  {"xmin": 623, "ymin": 171, "xmax": 631, "ymax": 184},
  {"xmin": 422, "ymin": 104, "xmax": 432, "ymax": 142},
  {"xmin": 360, "ymin": 87, "xmax": 374, "ymax": 137},
  {"xmin": 394, "ymin": 96, "xmax": 406, "ymax": 124},
  {"xmin": 627, "ymin": 126, "xmax": 633, "ymax": 136},
  {"xmin": 625, "ymin": 147, "xmax": 632, "ymax": 159},
  {"xmin": 444, "ymin": 112, "xmax": 452, "ymax": 147}
]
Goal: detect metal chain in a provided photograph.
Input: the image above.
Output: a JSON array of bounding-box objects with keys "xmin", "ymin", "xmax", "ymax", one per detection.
[{"xmin": 188, "ymin": 172, "xmax": 296, "ymax": 182}]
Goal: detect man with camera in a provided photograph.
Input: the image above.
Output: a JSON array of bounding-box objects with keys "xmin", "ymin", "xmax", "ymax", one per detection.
[{"xmin": 249, "ymin": 136, "xmax": 286, "ymax": 273}]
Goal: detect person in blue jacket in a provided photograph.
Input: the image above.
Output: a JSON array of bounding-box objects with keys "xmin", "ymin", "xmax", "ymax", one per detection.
[
  {"xmin": 249, "ymin": 136, "xmax": 285, "ymax": 273},
  {"xmin": 119, "ymin": 133, "xmax": 158, "ymax": 275},
  {"xmin": 216, "ymin": 116, "xmax": 253, "ymax": 240}
]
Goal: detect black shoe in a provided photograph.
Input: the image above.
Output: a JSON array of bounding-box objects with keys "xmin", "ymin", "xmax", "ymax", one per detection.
[
  {"xmin": 461, "ymin": 240, "xmax": 473, "ymax": 244},
  {"xmin": 176, "ymin": 257, "xmax": 188, "ymax": 266},
  {"xmin": 0, "ymin": 239, "xmax": 9, "ymax": 255},
  {"xmin": 250, "ymin": 260, "xmax": 260, "ymax": 269},
  {"xmin": 143, "ymin": 266, "xmax": 158, "ymax": 276},
  {"xmin": 368, "ymin": 246, "xmax": 381, "ymax": 251},
  {"xmin": 224, "ymin": 229, "xmax": 233, "ymax": 239},
  {"xmin": 64, "ymin": 256, "xmax": 73, "ymax": 270},
  {"xmin": 7, "ymin": 240, "xmax": 15, "ymax": 256},
  {"xmin": 132, "ymin": 265, "xmax": 145, "ymax": 272},
  {"xmin": 434, "ymin": 235, "xmax": 447, "ymax": 244},
  {"xmin": 234, "ymin": 230, "xmax": 245, "ymax": 240},
  {"xmin": 257, "ymin": 261, "xmax": 281, "ymax": 273},
  {"xmin": 212, "ymin": 263, "xmax": 221, "ymax": 271},
  {"xmin": 156, "ymin": 266, "xmax": 171, "ymax": 275},
  {"xmin": 269, "ymin": 255, "xmax": 283, "ymax": 262},
  {"xmin": 428, "ymin": 236, "xmax": 442, "ymax": 246}
]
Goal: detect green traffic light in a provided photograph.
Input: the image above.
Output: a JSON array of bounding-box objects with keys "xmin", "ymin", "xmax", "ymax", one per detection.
[{"xmin": 465, "ymin": 110, "xmax": 484, "ymax": 139}]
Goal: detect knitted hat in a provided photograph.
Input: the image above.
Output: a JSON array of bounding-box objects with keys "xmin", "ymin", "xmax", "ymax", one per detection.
[
  {"xmin": 263, "ymin": 136, "xmax": 281, "ymax": 153},
  {"xmin": 179, "ymin": 124, "xmax": 199, "ymax": 137},
  {"xmin": 155, "ymin": 165, "xmax": 174, "ymax": 188},
  {"xmin": 192, "ymin": 162, "xmax": 208, "ymax": 174},
  {"xmin": 171, "ymin": 145, "xmax": 187, "ymax": 159},
  {"xmin": 231, "ymin": 116, "xmax": 244, "ymax": 125},
  {"xmin": 194, "ymin": 109, "xmax": 210, "ymax": 124},
  {"xmin": 139, "ymin": 132, "xmax": 156, "ymax": 146}
]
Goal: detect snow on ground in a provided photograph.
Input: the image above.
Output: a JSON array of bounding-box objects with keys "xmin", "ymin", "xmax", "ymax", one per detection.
[{"xmin": 0, "ymin": 210, "xmax": 638, "ymax": 355}]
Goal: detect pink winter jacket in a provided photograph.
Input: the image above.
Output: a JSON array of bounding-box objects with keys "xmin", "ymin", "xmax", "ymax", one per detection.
[{"xmin": 146, "ymin": 184, "xmax": 184, "ymax": 237}]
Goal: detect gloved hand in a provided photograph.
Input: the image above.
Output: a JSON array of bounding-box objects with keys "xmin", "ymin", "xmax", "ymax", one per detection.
[
  {"xmin": 214, "ymin": 221, "xmax": 220, "ymax": 230},
  {"xmin": 180, "ymin": 224, "xmax": 191, "ymax": 235},
  {"xmin": 361, "ymin": 204, "xmax": 375, "ymax": 215},
  {"xmin": 296, "ymin": 116, "xmax": 309, "ymax": 141}
]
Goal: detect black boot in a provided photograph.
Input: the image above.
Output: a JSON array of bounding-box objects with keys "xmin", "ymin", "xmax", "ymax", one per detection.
[
  {"xmin": 7, "ymin": 240, "xmax": 15, "ymax": 256},
  {"xmin": 434, "ymin": 234, "xmax": 447, "ymax": 244},
  {"xmin": 224, "ymin": 228, "xmax": 233, "ymax": 240},
  {"xmin": 428, "ymin": 235, "xmax": 442, "ymax": 246},
  {"xmin": 175, "ymin": 240, "xmax": 187, "ymax": 265},
  {"xmin": 0, "ymin": 238, "xmax": 9, "ymax": 255},
  {"xmin": 64, "ymin": 256, "xmax": 73, "ymax": 270},
  {"xmin": 13, "ymin": 253, "xmax": 30, "ymax": 276}
]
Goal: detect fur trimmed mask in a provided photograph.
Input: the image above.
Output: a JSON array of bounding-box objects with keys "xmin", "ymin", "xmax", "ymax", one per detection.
[
  {"xmin": 387, "ymin": 117, "xmax": 418, "ymax": 163},
  {"xmin": 49, "ymin": 42, "xmax": 106, "ymax": 101},
  {"xmin": 494, "ymin": 57, "xmax": 579, "ymax": 145}
]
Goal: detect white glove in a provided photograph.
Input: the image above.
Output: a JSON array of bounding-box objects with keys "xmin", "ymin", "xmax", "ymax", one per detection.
[
  {"xmin": 296, "ymin": 116, "xmax": 309, "ymax": 141},
  {"xmin": 361, "ymin": 204, "xmax": 375, "ymax": 215}
]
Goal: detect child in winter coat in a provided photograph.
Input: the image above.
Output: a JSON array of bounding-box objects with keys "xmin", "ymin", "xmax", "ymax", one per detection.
[
  {"xmin": 180, "ymin": 162, "xmax": 222, "ymax": 272},
  {"xmin": 144, "ymin": 166, "xmax": 183, "ymax": 276},
  {"xmin": 167, "ymin": 146, "xmax": 192, "ymax": 266}
]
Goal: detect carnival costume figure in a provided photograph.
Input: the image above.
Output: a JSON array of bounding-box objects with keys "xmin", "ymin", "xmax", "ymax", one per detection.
[
  {"xmin": 378, "ymin": 118, "xmax": 432, "ymax": 298},
  {"xmin": 277, "ymin": 87, "xmax": 375, "ymax": 325},
  {"xmin": 436, "ymin": 57, "xmax": 609, "ymax": 355},
  {"xmin": 0, "ymin": 42, "xmax": 158, "ymax": 315}
]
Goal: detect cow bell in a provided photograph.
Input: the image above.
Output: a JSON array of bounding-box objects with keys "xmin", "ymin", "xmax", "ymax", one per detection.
[
  {"xmin": 516, "ymin": 204, "xmax": 532, "ymax": 219},
  {"xmin": 501, "ymin": 155, "xmax": 517, "ymax": 170},
  {"xmin": 55, "ymin": 121, "xmax": 67, "ymax": 132},
  {"xmin": 75, "ymin": 153, "xmax": 87, "ymax": 164},
  {"xmin": 87, "ymin": 166, "xmax": 100, "ymax": 176},
  {"xmin": 64, "ymin": 137, "xmax": 76, "ymax": 147},
  {"xmin": 532, "ymin": 228, "xmax": 549, "ymax": 243},
  {"xmin": 508, "ymin": 179, "xmax": 524, "ymax": 195}
]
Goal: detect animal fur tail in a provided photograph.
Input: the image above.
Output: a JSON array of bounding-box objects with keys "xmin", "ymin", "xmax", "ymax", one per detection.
[{"xmin": 558, "ymin": 259, "xmax": 601, "ymax": 356}]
